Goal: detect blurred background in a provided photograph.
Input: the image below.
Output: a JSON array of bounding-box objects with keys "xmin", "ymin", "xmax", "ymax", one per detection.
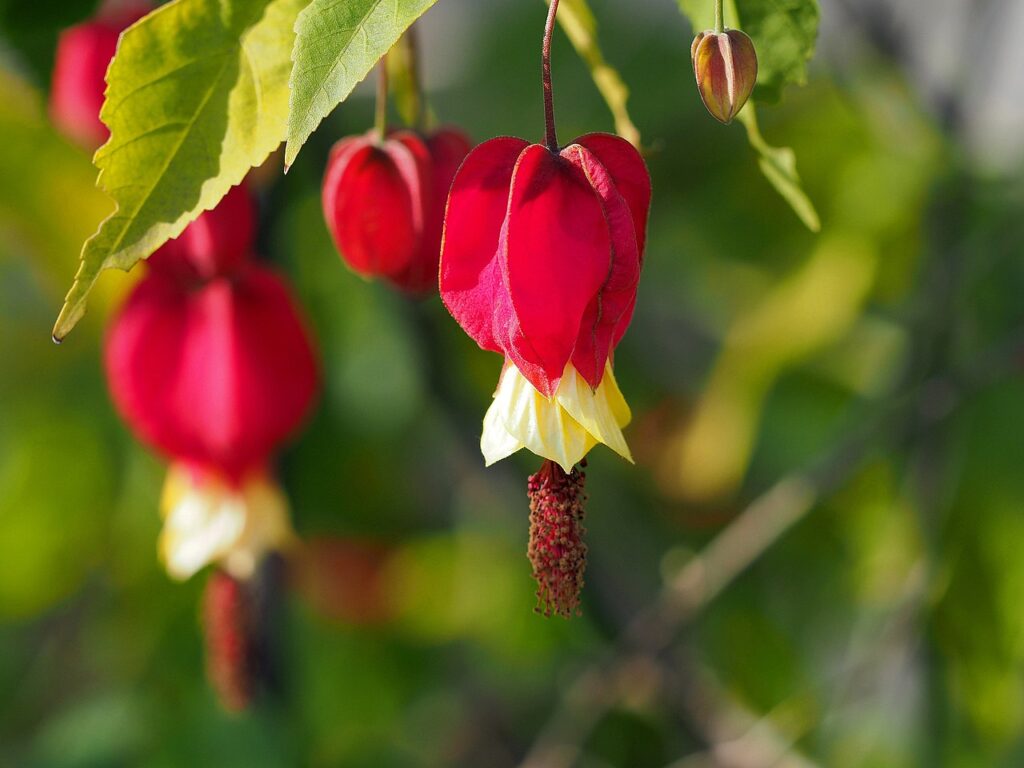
[{"xmin": 2, "ymin": 0, "xmax": 1024, "ymax": 765}]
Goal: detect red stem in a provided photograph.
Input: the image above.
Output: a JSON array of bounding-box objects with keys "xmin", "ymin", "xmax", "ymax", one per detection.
[{"xmin": 542, "ymin": 0, "xmax": 560, "ymax": 151}]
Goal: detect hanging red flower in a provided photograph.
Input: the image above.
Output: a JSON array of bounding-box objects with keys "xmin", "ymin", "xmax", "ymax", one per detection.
[
  {"xmin": 437, "ymin": 0, "xmax": 651, "ymax": 615},
  {"xmin": 105, "ymin": 185, "xmax": 318, "ymax": 580},
  {"xmin": 321, "ymin": 127, "xmax": 471, "ymax": 293},
  {"xmin": 440, "ymin": 132, "xmax": 650, "ymax": 473}
]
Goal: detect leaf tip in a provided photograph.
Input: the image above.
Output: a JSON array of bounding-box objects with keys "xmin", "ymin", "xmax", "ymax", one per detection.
[
  {"xmin": 283, "ymin": 142, "xmax": 299, "ymax": 172},
  {"xmin": 52, "ymin": 298, "xmax": 85, "ymax": 345}
]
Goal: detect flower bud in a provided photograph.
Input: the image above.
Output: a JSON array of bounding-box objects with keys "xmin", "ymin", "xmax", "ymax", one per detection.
[
  {"xmin": 50, "ymin": 2, "xmax": 150, "ymax": 148},
  {"xmin": 105, "ymin": 249, "xmax": 318, "ymax": 482},
  {"xmin": 147, "ymin": 183, "xmax": 257, "ymax": 281},
  {"xmin": 691, "ymin": 28, "xmax": 758, "ymax": 124},
  {"xmin": 322, "ymin": 127, "xmax": 471, "ymax": 294}
]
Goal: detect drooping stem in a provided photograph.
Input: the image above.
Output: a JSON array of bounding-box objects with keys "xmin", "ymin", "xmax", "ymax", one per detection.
[
  {"xmin": 542, "ymin": 0, "xmax": 561, "ymax": 151},
  {"xmin": 714, "ymin": 0, "xmax": 724, "ymax": 32},
  {"xmin": 375, "ymin": 57, "xmax": 389, "ymax": 142}
]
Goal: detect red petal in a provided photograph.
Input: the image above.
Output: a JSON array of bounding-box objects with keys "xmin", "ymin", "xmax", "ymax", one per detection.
[
  {"xmin": 321, "ymin": 135, "xmax": 419, "ymax": 279},
  {"xmin": 49, "ymin": 4, "xmax": 150, "ymax": 149},
  {"xmin": 50, "ymin": 22, "xmax": 121, "ymax": 148},
  {"xmin": 562, "ymin": 144, "xmax": 640, "ymax": 388},
  {"xmin": 398, "ymin": 128, "xmax": 472, "ymax": 294},
  {"xmin": 575, "ymin": 133, "xmax": 651, "ymax": 257},
  {"xmin": 440, "ymin": 136, "xmax": 528, "ymax": 353},
  {"xmin": 149, "ymin": 183, "xmax": 256, "ymax": 280},
  {"xmin": 106, "ymin": 266, "xmax": 319, "ymax": 480},
  {"xmin": 502, "ymin": 145, "xmax": 611, "ymax": 396},
  {"xmin": 387, "ymin": 129, "xmax": 459, "ymax": 293},
  {"xmin": 106, "ymin": 271, "xmax": 194, "ymax": 461},
  {"xmin": 428, "ymin": 128, "xmax": 474, "ymax": 187}
]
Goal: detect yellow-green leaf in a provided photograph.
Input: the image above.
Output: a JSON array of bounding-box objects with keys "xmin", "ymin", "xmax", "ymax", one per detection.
[
  {"xmin": 53, "ymin": 0, "xmax": 307, "ymax": 342},
  {"xmin": 547, "ymin": 0, "xmax": 642, "ymax": 148},
  {"xmin": 285, "ymin": 0, "xmax": 440, "ymax": 168}
]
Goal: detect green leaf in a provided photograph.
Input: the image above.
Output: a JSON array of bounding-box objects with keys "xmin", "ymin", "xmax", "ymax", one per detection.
[
  {"xmin": 675, "ymin": 0, "xmax": 820, "ymax": 231},
  {"xmin": 285, "ymin": 0, "xmax": 440, "ymax": 168},
  {"xmin": 677, "ymin": 0, "xmax": 819, "ymax": 103},
  {"xmin": 52, "ymin": 0, "xmax": 307, "ymax": 342},
  {"xmin": 738, "ymin": 0, "xmax": 819, "ymax": 103},
  {"xmin": 739, "ymin": 107, "xmax": 820, "ymax": 232},
  {"xmin": 547, "ymin": 0, "xmax": 642, "ymax": 148}
]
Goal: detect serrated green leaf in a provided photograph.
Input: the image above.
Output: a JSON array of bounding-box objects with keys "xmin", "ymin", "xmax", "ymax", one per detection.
[
  {"xmin": 676, "ymin": 0, "xmax": 819, "ymax": 103},
  {"xmin": 547, "ymin": 0, "xmax": 641, "ymax": 148},
  {"xmin": 285, "ymin": 0, "xmax": 439, "ymax": 168},
  {"xmin": 739, "ymin": 107, "xmax": 820, "ymax": 231},
  {"xmin": 52, "ymin": 0, "xmax": 307, "ymax": 342},
  {"xmin": 738, "ymin": 0, "xmax": 819, "ymax": 102}
]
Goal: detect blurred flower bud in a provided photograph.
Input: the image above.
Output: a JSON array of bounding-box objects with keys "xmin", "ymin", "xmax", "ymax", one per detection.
[
  {"xmin": 321, "ymin": 127, "xmax": 471, "ymax": 294},
  {"xmin": 147, "ymin": 183, "xmax": 257, "ymax": 281},
  {"xmin": 105, "ymin": 190, "xmax": 319, "ymax": 482},
  {"xmin": 50, "ymin": 2, "xmax": 150, "ymax": 148},
  {"xmin": 691, "ymin": 28, "xmax": 758, "ymax": 124}
]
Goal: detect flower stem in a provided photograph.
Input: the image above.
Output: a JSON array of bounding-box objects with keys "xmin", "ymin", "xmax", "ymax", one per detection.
[
  {"xmin": 375, "ymin": 56, "xmax": 389, "ymax": 142},
  {"xmin": 542, "ymin": 0, "xmax": 561, "ymax": 151},
  {"xmin": 714, "ymin": 0, "xmax": 724, "ymax": 33}
]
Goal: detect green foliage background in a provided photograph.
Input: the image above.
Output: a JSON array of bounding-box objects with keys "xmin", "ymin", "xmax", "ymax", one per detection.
[{"xmin": 2, "ymin": 0, "xmax": 1024, "ymax": 766}]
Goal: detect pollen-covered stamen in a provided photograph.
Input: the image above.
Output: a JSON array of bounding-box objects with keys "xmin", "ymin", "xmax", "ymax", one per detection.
[
  {"xmin": 527, "ymin": 459, "xmax": 588, "ymax": 618},
  {"xmin": 202, "ymin": 569, "xmax": 253, "ymax": 712}
]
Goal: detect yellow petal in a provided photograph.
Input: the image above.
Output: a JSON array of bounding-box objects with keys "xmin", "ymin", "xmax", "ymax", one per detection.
[
  {"xmin": 159, "ymin": 467, "xmax": 245, "ymax": 581},
  {"xmin": 481, "ymin": 394, "xmax": 525, "ymax": 466},
  {"xmin": 224, "ymin": 477, "xmax": 295, "ymax": 580},
  {"xmin": 482, "ymin": 362, "xmax": 632, "ymax": 471},
  {"xmin": 491, "ymin": 363, "xmax": 594, "ymax": 473},
  {"xmin": 158, "ymin": 466, "xmax": 295, "ymax": 581},
  {"xmin": 555, "ymin": 362, "xmax": 634, "ymax": 463}
]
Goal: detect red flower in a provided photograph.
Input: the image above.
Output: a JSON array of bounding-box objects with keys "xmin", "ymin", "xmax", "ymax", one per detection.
[
  {"xmin": 50, "ymin": 2, "xmax": 151, "ymax": 149},
  {"xmin": 440, "ymin": 133, "xmax": 651, "ymax": 398},
  {"xmin": 105, "ymin": 186, "xmax": 318, "ymax": 484},
  {"xmin": 322, "ymin": 127, "xmax": 471, "ymax": 293}
]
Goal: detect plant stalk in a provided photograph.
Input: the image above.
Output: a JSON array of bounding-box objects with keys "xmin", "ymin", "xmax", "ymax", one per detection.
[{"xmin": 542, "ymin": 0, "xmax": 561, "ymax": 151}]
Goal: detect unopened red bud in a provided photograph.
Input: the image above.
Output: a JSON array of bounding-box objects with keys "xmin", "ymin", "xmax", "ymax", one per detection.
[
  {"xmin": 691, "ymin": 28, "xmax": 758, "ymax": 124},
  {"xmin": 321, "ymin": 127, "xmax": 471, "ymax": 294},
  {"xmin": 527, "ymin": 460, "xmax": 588, "ymax": 618},
  {"xmin": 147, "ymin": 183, "xmax": 257, "ymax": 281}
]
